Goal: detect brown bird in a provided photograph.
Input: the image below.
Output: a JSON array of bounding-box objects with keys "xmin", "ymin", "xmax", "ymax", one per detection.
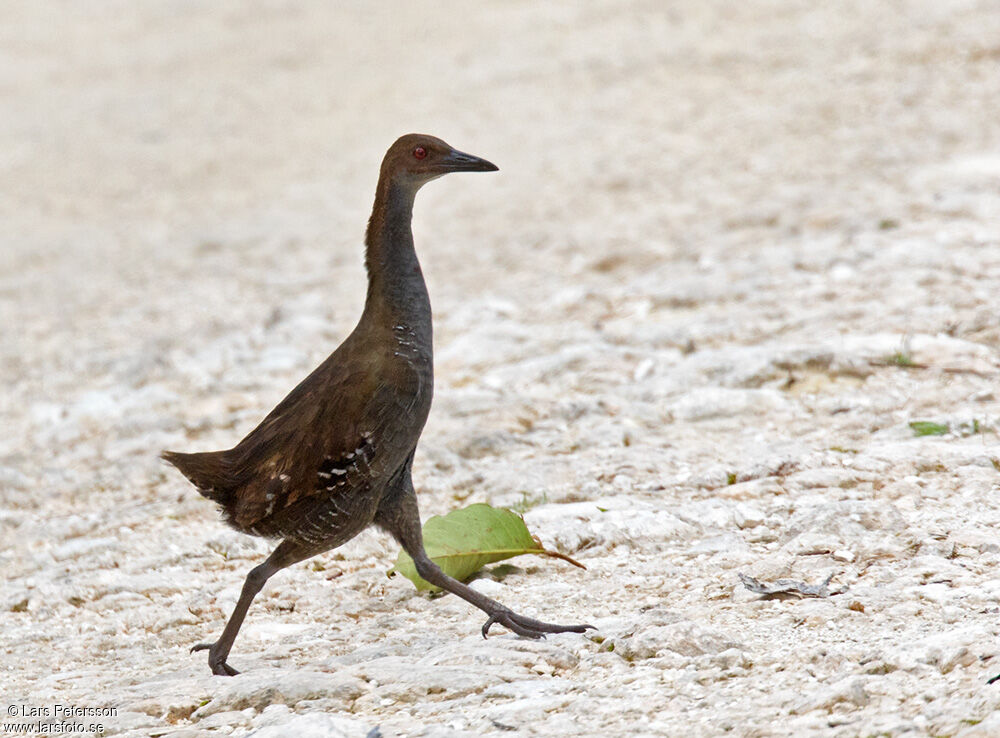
[{"xmin": 163, "ymin": 134, "xmax": 591, "ymax": 676}]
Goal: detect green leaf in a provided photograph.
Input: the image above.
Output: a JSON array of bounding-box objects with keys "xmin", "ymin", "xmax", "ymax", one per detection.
[
  {"xmin": 387, "ymin": 503, "xmax": 583, "ymax": 592},
  {"xmin": 909, "ymin": 421, "xmax": 949, "ymax": 437}
]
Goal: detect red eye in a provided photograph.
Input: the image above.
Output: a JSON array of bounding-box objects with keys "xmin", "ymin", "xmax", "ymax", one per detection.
[{"xmin": 413, "ymin": 147, "xmax": 427, "ymax": 160}]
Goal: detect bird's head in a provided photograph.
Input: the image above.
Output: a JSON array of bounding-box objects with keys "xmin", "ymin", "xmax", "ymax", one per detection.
[{"xmin": 380, "ymin": 134, "xmax": 498, "ymax": 190}]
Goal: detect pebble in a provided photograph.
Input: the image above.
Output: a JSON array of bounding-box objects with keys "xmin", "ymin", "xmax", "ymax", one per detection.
[
  {"xmin": 194, "ymin": 671, "xmax": 367, "ymax": 717},
  {"xmin": 791, "ymin": 677, "xmax": 869, "ymax": 714}
]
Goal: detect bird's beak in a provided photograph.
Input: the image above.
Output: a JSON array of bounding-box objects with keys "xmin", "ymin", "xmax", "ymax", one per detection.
[{"xmin": 437, "ymin": 148, "xmax": 499, "ymax": 173}]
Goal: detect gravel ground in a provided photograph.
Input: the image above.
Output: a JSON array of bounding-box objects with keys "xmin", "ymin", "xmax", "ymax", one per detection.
[{"xmin": 3, "ymin": 2, "xmax": 1000, "ymax": 736}]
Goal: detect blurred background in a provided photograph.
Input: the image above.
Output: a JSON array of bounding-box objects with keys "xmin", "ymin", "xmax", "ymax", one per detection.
[{"xmin": 3, "ymin": 2, "xmax": 1000, "ymax": 735}]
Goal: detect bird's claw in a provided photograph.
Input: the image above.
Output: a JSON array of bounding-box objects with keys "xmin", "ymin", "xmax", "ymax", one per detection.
[
  {"xmin": 191, "ymin": 641, "xmax": 239, "ymax": 676},
  {"xmin": 481, "ymin": 609, "xmax": 594, "ymax": 640},
  {"xmin": 481, "ymin": 615, "xmax": 499, "ymax": 638}
]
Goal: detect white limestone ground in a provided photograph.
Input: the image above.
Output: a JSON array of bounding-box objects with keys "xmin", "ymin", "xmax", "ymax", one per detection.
[{"xmin": 3, "ymin": 1, "xmax": 1000, "ymax": 736}]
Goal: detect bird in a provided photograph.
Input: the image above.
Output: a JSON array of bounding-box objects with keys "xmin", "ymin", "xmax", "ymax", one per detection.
[{"xmin": 162, "ymin": 134, "xmax": 592, "ymax": 676}]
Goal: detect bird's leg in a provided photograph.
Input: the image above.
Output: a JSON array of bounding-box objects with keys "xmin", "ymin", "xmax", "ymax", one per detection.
[
  {"xmin": 376, "ymin": 467, "xmax": 593, "ymax": 639},
  {"xmin": 191, "ymin": 538, "xmax": 311, "ymax": 676},
  {"xmin": 409, "ymin": 538, "xmax": 593, "ymax": 638}
]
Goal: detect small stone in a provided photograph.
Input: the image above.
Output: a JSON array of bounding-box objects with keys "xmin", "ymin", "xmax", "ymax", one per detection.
[
  {"xmin": 633, "ymin": 358, "xmax": 655, "ymax": 381},
  {"xmin": 733, "ymin": 504, "xmax": 765, "ymax": 529},
  {"xmin": 197, "ymin": 709, "xmax": 254, "ymax": 729},
  {"xmin": 165, "ymin": 702, "xmax": 199, "ymax": 722},
  {"xmin": 791, "ymin": 677, "xmax": 869, "ymax": 714},
  {"xmin": 468, "ymin": 578, "xmax": 505, "ymax": 597},
  {"xmin": 917, "ymin": 583, "xmax": 951, "ymax": 604},
  {"xmin": 941, "ymin": 605, "xmax": 963, "ymax": 624},
  {"xmin": 938, "ymin": 646, "xmax": 976, "ymax": 674},
  {"xmin": 710, "ymin": 648, "xmax": 749, "ymax": 670},
  {"xmin": 194, "ymin": 671, "xmax": 367, "ymax": 717}
]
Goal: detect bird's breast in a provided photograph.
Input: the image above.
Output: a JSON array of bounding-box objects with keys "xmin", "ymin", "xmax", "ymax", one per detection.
[
  {"xmin": 390, "ymin": 322, "xmax": 431, "ymax": 366},
  {"xmin": 387, "ymin": 322, "xmax": 433, "ymax": 409}
]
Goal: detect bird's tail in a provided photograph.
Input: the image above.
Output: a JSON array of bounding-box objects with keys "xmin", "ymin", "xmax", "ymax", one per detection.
[{"xmin": 161, "ymin": 449, "xmax": 236, "ymax": 505}]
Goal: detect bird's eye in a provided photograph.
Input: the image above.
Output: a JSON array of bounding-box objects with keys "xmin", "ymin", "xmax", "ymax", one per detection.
[{"xmin": 413, "ymin": 147, "xmax": 427, "ymax": 160}]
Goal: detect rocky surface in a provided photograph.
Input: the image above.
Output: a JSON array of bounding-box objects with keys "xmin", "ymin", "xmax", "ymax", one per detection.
[{"xmin": 3, "ymin": 1, "xmax": 1000, "ymax": 736}]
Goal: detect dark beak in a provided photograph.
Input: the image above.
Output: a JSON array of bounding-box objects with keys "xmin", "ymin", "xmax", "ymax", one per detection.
[{"xmin": 437, "ymin": 148, "xmax": 499, "ymax": 173}]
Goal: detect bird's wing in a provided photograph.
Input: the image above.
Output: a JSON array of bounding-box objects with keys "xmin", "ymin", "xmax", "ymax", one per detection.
[
  {"xmin": 224, "ymin": 347, "xmax": 380, "ymax": 529},
  {"xmin": 225, "ymin": 333, "xmax": 429, "ymax": 533}
]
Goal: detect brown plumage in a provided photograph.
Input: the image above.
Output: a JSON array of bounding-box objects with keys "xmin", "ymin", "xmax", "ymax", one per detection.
[
  {"xmin": 163, "ymin": 134, "xmax": 591, "ymax": 676},
  {"xmin": 163, "ymin": 329, "xmax": 399, "ymax": 536}
]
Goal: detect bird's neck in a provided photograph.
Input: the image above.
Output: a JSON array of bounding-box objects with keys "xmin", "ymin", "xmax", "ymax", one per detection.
[{"xmin": 362, "ymin": 177, "xmax": 432, "ymax": 333}]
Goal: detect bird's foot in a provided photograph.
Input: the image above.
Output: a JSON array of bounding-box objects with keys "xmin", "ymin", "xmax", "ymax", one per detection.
[
  {"xmin": 481, "ymin": 607, "xmax": 594, "ymax": 639},
  {"xmin": 191, "ymin": 641, "xmax": 239, "ymax": 676}
]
